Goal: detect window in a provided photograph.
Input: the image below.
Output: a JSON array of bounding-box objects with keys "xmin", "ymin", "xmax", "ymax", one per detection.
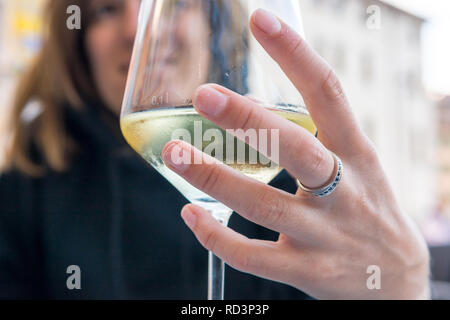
[
  {"xmin": 333, "ymin": 44, "xmax": 346, "ymax": 73},
  {"xmin": 410, "ymin": 129, "xmax": 428, "ymax": 164},
  {"xmin": 361, "ymin": 52, "xmax": 374, "ymax": 84},
  {"xmin": 406, "ymin": 71, "xmax": 419, "ymax": 98},
  {"xmin": 312, "ymin": 37, "xmax": 326, "ymax": 58},
  {"xmin": 312, "ymin": 0, "xmax": 326, "ymax": 9},
  {"xmin": 329, "ymin": 0, "xmax": 348, "ymax": 11}
]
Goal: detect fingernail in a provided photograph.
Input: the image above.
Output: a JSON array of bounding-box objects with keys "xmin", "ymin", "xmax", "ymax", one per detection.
[
  {"xmin": 194, "ymin": 85, "xmax": 228, "ymax": 117},
  {"xmin": 182, "ymin": 207, "xmax": 197, "ymax": 229},
  {"xmin": 162, "ymin": 141, "xmax": 191, "ymax": 173},
  {"xmin": 253, "ymin": 9, "xmax": 281, "ymax": 36}
]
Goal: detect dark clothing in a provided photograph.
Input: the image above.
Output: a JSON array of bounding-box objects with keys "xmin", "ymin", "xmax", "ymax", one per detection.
[{"xmin": 0, "ymin": 103, "xmax": 309, "ymax": 299}]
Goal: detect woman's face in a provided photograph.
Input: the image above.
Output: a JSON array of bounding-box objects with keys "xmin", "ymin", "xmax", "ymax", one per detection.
[
  {"xmin": 150, "ymin": 0, "xmax": 211, "ymax": 106},
  {"xmin": 85, "ymin": 0, "xmax": 211, "ymax": 114},
  {"xmin": 85, "ymin": 0, "xmax": 141, "ymax": 114}
]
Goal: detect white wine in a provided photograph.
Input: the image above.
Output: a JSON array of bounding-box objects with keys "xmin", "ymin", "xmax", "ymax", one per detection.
[{"xmin": 121, "ymin": 105, "xmax": 316, "ymax": 216}]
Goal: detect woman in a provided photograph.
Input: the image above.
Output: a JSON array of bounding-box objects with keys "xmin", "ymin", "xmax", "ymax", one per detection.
[
  {"xmin": 0, "ymin": 0, "xmax": 308, "ymax": 299},
  {"xmin": 0, "ymin": 0, "xmax": 429, "ymax": 300}
]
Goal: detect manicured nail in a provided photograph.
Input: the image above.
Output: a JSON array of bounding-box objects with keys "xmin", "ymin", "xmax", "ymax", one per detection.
[
  {"xmin": 253, "ymin": 8, "xmax": 281, "ymax": 36},
  {"xmin": 194, "ymin": 85, "xmax": 228, "ymax": 117},
  {"xmin": 162, "ymin": 141, "xmax": 191, "ymax": 173},
  {"xmin": 182, "ymin": 207, "xmax": 197, "ymax": 229}
]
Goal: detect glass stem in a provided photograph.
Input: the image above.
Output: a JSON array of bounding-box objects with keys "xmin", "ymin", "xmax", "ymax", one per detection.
[{"xmin": 207, "ymin": 213, "xmax": 231, "ymax": 300}]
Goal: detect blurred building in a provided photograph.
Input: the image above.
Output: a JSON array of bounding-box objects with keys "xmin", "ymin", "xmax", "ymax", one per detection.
[
  {"xmin": 0, "ymin": 0, "xmax": 45, "ymax": 156},
  {"xmin": 0, "ymin": 0, "xmax": 45, "ymax": 108},
  {"xmin": 437, "ymin": 96, "xmax": 450, "ymax": 215},
  {"xmin": 300, "ymin": 0, "xmax": 437, "ymax": 222}
]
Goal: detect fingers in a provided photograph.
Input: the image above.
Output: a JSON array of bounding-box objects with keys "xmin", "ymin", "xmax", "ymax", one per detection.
[
  {"xmin": 181, "ymin": 203, "xmax": 289, "ymax": 281},
  {"xmin": 162, "ymin": 140, "xmax": 314, "ymax": 236},
  {"xmin": 249, "ymin": 9, "xmax": 367, "ymax": 154},
  {"xmin": 193, "ymin": 84, "xmax": 335, "ymax": 190}
]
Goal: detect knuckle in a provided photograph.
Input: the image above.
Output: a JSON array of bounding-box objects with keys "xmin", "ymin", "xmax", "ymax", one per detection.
[
  {"xmin": 253, "ymin": 190, "xmax": 290, "ymax": 228},
  {"xmin": 342, "ymin": 174, "xmax": 377, "ymax": 219},
  {"xmin": 307, "ymin": 255, "xmax": 340, "ymax": 283},
  {"xmin": 321, "ymin": 69, "xmax": 346, "ymax": 102},
  {"xmin": 201, "ymin": 228, "xmax": 218, "ymax": 252},
  {"xmin": 353, "ymin": 135, "xmax": 382, "ymax": 169},
  {"xmin": 353, "ymin": 188, "xmax": 377, "ymax": 220},
  {"xmin": 198, "ymin": 163, "xmax": 222, "ymax": 192},
  {"xmin": 362, "ymin": 138, "xmax": 380, "ymax": 164},
  {"xmin": 236, "ymin": 104, "xmax": 261, "ymax": 131},
  {"xmin": 229, "ymin": 246, "xmax": 252, "ymax": 271},
  {"xmin": 309, "ymin": 146, "xmax": 330, "ymax": 175},
  {"xmin": 285, "ymin": 34, "xmax": 308, "ymax": 59}
]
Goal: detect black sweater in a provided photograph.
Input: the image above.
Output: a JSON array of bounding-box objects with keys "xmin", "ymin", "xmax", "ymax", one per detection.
[{"xmin": 0, "ymin": 102, "xmax": 309, "ymax": 299}]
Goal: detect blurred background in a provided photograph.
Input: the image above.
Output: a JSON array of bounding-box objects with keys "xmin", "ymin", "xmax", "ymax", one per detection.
[{"xmin": 0, "ymin": 0, "xmax": 449, "ymax": 297}]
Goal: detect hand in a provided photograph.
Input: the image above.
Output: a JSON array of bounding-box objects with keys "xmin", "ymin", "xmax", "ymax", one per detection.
[{"xmin": 162, "ymin": 9, "xmax": 430, "ymax": 299}]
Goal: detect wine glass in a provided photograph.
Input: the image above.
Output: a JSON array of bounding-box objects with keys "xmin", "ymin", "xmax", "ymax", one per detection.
[{"xmin": 120, "ymin": 0, "xmax": 316, "ymax": 300}]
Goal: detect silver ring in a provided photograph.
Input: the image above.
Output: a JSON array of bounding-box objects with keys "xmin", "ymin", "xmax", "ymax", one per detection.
[{"xmin": 296, "ymin": 153, "xmax": 343, "ymax": 198}]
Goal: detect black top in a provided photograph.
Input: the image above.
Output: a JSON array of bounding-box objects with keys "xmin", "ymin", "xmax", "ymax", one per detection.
[{"xmin": 0, "ymin": 102, "xmax": 310, "ymax": 299}]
